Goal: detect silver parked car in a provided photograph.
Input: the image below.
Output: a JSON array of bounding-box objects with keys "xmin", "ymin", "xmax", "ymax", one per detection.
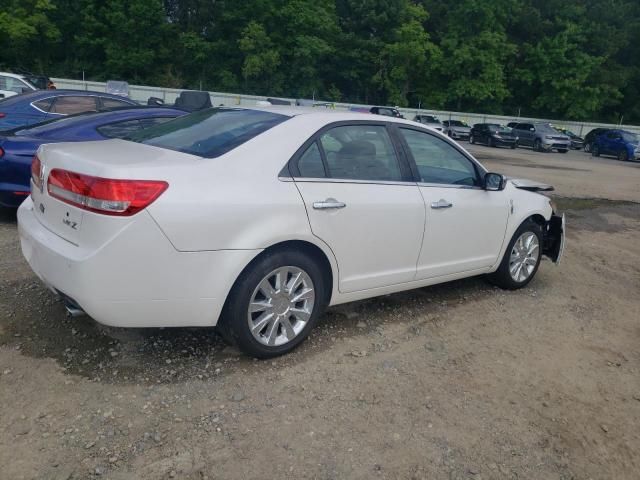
[
  {"xmin": 442, "ymin": 120, "xmax": 471, "ymax": 141},
  {"xmin": 414, "ymin": 114, "xmax": 443, "ymax": 132},
  {"xmin": 511, "ymin": 122, "xmax": 571, "ymax": 153}
]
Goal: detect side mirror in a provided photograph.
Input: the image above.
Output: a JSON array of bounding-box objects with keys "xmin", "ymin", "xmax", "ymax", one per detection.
[
  {"xmin": 21, "ymin": 87, "xmax": 31, "ymax": 93},
  {"xmin": 484, "ymin": 172, "xmax": 506, "ymax": 191},
  {"xmin": 529, "ymin": 127, "xmax": 535, "ymax": 132}
]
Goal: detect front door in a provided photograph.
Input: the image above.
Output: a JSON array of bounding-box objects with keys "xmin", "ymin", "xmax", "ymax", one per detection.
[
  {"xmin": 292, "ymin": 123, "xmax": 426, "ymax": 293},
  {"xmin": 395, "ymin": 126, "xmax": 510, "ymax": 279}
]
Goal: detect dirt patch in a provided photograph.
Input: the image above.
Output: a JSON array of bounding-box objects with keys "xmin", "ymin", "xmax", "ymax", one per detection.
[{"xmin": 1, "ymin": 200, "xmax": 640, "ymax": 479}]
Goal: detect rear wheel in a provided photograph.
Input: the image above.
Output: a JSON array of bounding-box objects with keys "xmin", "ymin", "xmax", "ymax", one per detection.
[
  {"xmin": 592, "ymin": 144, "xmax": 600, "ymax": 157},
  {"xmin": 469, "ymin": 134, "xmax": 475, "ymax": 144},
  {"xmin": 488, "ymin": 219, "xmax": 543, "ymax": 290},
  {"xmin": 618, "ymin": 149, "xmax": 628, "ymax": 161},
  {"xmin": 584, "ymin": 143, "xmax": 592, "ymax": 153},
  {"xmin": 218, "ymin": 250, "xmax": 328, "ymax": 358}
]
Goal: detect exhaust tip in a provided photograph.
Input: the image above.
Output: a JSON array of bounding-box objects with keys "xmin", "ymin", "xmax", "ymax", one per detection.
[{"xmin": 65, "ymin": 303, "xmax": 86, "ymax": 317}]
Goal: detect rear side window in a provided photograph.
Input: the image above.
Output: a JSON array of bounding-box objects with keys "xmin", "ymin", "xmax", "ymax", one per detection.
[
  {"xmin": 32, "ymin": 98, "xmax": 54, "ymax": 112},
  {"xmin": 50, "ymin": 96, "xmax": 98, "ymax": 115},
  {"xmin": 126, "ymin": 108, "xmax": 288, "ymax": 158},
  {"xmin": 298, "ymin": 142, "xmax": 326, "ymax": 178},
  {"xmin": 316, "ymin": 125, "xmax": 402, "ymax": 181}
]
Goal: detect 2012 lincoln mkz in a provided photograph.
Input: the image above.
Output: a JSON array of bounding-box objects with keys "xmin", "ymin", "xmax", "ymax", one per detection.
[{"xmin": 18, "ymin": 107, "xmax": 565, "ymax": 357}]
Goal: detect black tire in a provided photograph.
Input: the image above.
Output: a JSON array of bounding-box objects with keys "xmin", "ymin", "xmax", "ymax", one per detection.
[
  {"xmin": 592, "ymin": 144, "xmax": 600, "ymax": 157},
  {"xmin": 558, "ymin": 149, "xmax": 568, "ymax": 154},
  {"xmin": 618, "ymin": 149, "xmax": 628, "ymax": 161},
  {"xmin": 488, "ymin": 137, "xmax": 495, "ymax": 148},
  {"xmin": 217, "ymin": 249, "xmax": 328, "ymax": 358},
  {"xmin": 469, "ymin": 134, "xmax": 475, "ymax": 144},
  {"xmin": 487, "ymin": 219, "xmax": 543, "ymax": 290},
  {"xmin": 510, "ymin": 142, "xmax": 517, "ymax": 149},
  {"xmin": 584, "ymin": 143, "xmax": 592, "ymax": 153},
  {"xmin": 533, "ymin": 139, "xmax": 542, "ymax": 152}
]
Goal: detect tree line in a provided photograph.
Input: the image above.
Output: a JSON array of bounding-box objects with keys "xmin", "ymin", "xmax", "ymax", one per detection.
[{"xmin": 1, "ymin": 0, "xmax": 639, "ymax": 123}]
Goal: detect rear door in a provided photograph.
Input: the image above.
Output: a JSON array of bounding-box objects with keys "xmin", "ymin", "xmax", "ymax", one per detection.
[
  {"xmin": 291, "ymin": 122, "xmax": 426, "ymax": 293},
  {"xmin": 395, "ymin": 126, "xmax": 509, "ymax": 279},
  {"xmin": 517, "ymin": 123, "xmax": 534, "ymax": 146}
]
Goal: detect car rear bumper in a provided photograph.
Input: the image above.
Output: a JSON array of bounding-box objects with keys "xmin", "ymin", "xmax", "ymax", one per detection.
[
  {"xmin": 0, "ymin": 185, "xmax": 30, "ymax": 208},
  {"xmin": 18, "ymin": 197, "xmax": 260, "ymax": 328}
]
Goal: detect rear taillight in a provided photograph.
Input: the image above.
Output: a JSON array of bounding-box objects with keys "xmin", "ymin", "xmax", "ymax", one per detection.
[
  {"xmin": 0, "ymin": 113, "xmax": 5, "ymax": 119},
  {"xmin": 0, "ymin": 146, "xmax": 4, "ymax": 158},
  {"xmin": 31, "ymin": 155, "xmax": 42, "ymax": 190},
  {"xmin": 47, "ymin": 169, "xmax": 168, "ymax": 216}
]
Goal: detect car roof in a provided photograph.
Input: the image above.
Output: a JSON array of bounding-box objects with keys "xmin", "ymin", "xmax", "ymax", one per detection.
[{"xmin": 0, "ymin": 71, "xmax": 29, "ymax": 79}]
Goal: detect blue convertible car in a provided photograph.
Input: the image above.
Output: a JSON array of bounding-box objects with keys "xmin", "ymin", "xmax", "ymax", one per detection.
[
  {"xmin": 0, "ymin": 107, "xmax": 186, "ymax": 207},
  {"xmin": 0, "ymin": 90, "xmax": 140, "ymax": 131}
]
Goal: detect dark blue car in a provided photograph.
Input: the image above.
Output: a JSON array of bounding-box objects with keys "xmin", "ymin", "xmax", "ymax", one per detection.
[
  {"xmin": 0, "ymin": 90, "xmax": 139, "ymax": 131},
  {"xmin": 0, "ymin": 107, "xmax": 186, "ymax": 207},
  {"xmin": 592, "ymin": 129, "xmax": 639, "ymax": 162}
]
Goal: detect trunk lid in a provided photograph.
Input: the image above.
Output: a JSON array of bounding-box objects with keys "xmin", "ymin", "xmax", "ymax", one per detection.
[{"xmin": 32, "ymin": 139, "xmax": 197, "ymax": 246}]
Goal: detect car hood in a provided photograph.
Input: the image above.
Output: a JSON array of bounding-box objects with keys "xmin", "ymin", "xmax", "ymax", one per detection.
[{"xmin": 509, "ymin": 178, "xmax": 554, "ymax": 192}]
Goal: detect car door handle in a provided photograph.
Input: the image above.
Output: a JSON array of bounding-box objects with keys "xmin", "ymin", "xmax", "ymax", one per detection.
[
  {"xmin": 431, "ymin": 199, "xmax": 453, "ymax": 209},
  {"xmin": 313, "ymin": 198, "xmax": 346, "ymax": 210}
]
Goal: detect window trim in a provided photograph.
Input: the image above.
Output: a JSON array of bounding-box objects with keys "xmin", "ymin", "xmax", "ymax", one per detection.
[
  {"xmin": 286, "ymin": 120, "xmax": 415, "ymax": 184},
  {"xmin": 391, "ymin": 124, "xmax": 487, "ymax": 189}
]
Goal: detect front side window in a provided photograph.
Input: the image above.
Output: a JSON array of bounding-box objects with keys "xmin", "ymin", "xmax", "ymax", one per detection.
[
  {"xmin": 50, "ymin": 96, "xmax": 98, "ymax": 115},
  {"xmin": 400, "ymin": 128, "xmax": 479, "ymax": 187},
  {"xmin": 126, "ymin": 108, "xmax": 288, "ymax": 158},
  {"xmin": 0, "ymin": 76, "xmax": 32, "ymax": 94},
  {"xmin": 315, "ymin": 124, "xmax": 402, "ymax": 181}
]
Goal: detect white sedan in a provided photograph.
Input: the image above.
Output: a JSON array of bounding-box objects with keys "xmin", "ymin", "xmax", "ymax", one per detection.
[{"xmin": 18, "ymin": 107, "xmax": 565, "ymax": 358}]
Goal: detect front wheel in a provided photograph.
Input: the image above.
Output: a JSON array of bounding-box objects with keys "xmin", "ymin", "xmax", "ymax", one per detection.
[
  {"xmin": 584, "ymin": 143, "xmax": 592, "ymax": 153},
  {"xmin": 218, "ymin": 250, "xmax": 327, "ymax": 358},
  {"xmin": 533, "ymin": 139, "xmax": 542, "ymax": 152},
  {"xmin": 469, "ymin": 134, "xmax": 475, "ymax": 144},
  {"xmin": 488, "ymin": 219, "xmax": 543, "ymax": 290},
  {"xmin": 592, "ymin": 144, "xmax": 600, "ymax": 157}
]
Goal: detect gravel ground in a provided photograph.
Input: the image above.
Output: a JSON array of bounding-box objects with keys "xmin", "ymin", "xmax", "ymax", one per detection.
[{"xmin": 1, "ymin": 146, "xmax": 639, "ymax": 479}]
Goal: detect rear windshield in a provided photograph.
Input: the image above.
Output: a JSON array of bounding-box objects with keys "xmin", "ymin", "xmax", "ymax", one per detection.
[{"xmin": 125, "ymin": 108, "xmax": 289, "ymax": 157}]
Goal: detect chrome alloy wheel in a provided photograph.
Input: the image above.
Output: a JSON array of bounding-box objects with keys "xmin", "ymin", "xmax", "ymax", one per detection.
[
  {"xmin": 247, "ymin": 266, "xmax": 315, "ymax": 347},
  {"xmin": 509, "ymin": 232, "xmax": 540, "ymax": 282}
]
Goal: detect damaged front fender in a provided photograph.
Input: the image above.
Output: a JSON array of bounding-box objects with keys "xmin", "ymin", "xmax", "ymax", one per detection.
[{"xmin": 543, "ymin": 213, "xmax": 565, "ymax": 264}]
